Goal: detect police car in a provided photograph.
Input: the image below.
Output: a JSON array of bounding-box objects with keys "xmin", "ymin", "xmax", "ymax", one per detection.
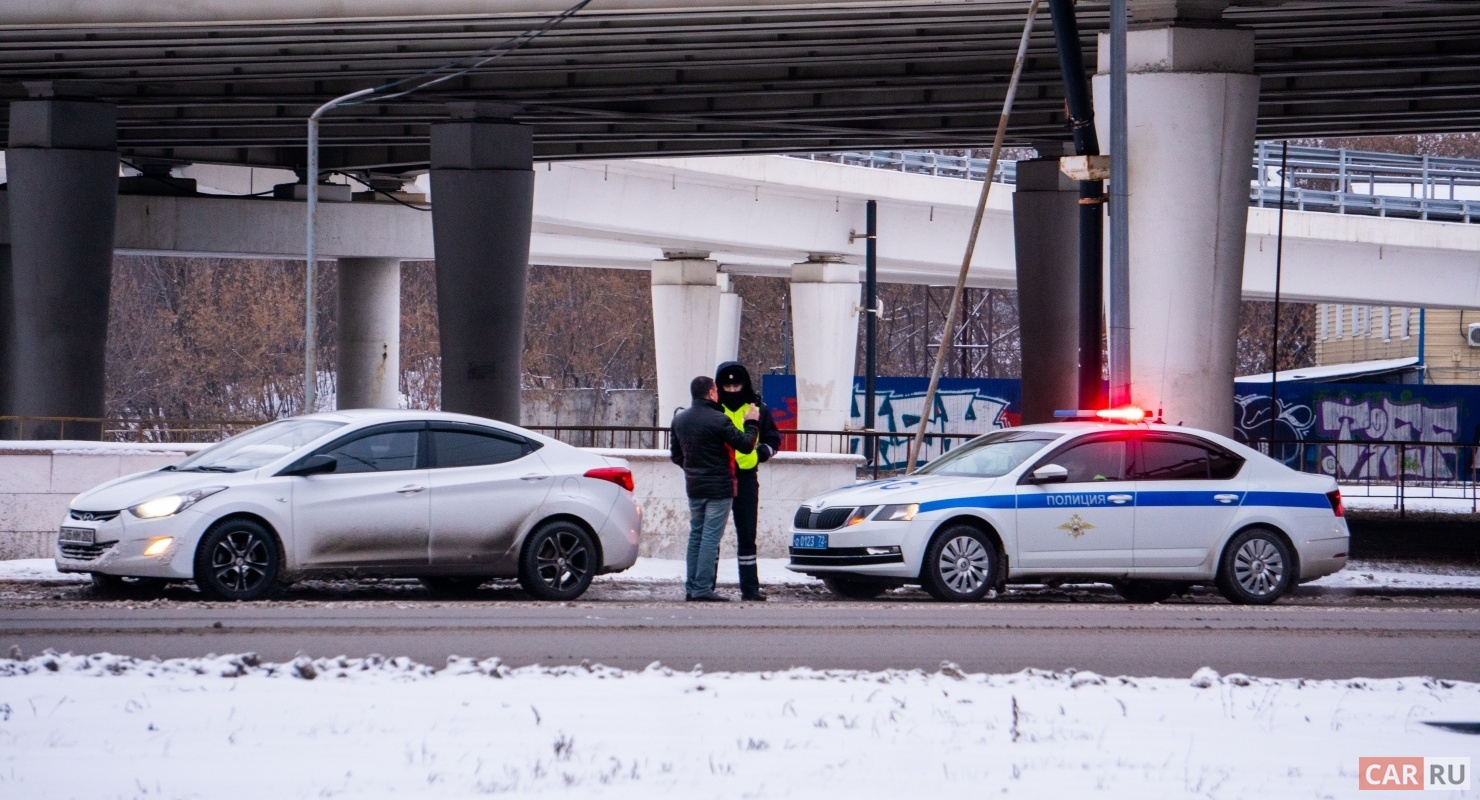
[{"xmin": 787, "ymin": 409, "xmax": 1348, "ymax": 604}]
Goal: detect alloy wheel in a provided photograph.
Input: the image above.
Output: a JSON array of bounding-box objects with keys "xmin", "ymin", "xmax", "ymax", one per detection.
[
  {"xmin": 210, "ymin": 530, "xmax": 272, "ymax": 593},
  {"xmin": 938, "ymin": 535, "xmax": 992, "ymax": 593},
  {"xmin": 1233, "ymin": 537, "xmax": 1285, "ymax": 596},
  {"xmin": 534, "ymin": 530, "xmax": 590, "ymax": 592}
]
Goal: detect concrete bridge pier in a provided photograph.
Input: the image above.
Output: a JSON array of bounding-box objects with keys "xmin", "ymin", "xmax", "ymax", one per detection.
[
  {"xmin": 790, "ymin": 255, "xmax": 860, "ymax": 441},
  {"xmin": 1013, "ymin": 157, "xmax": 1083, "ymax": 425},
  {"xmin": 335, "ymin": 257, "xmax": 401, "ymax": 410},
  {"xmin": 715, "ymin": 271, "xmax": 742, "ymax": 367},
  {"xmin": 650, "ymin": 253, "xmax": 722, "ymax": 421},
  {"xmin": 4, "ymin": 100, "xmax": 118, "ymax": 440},
  {"xmin": 428, "ymin": 106, "xmax": 534, "ymax": 424},
  {"xmin": 1094, "ymin": 21, "xmax": 1259, "ymax": 434}
]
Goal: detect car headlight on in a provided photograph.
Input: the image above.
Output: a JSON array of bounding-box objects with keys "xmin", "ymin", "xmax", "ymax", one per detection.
[
  {"xmin": 877, "ymin": 503, "xmax": 918, "ymax": 522},
  {"xmin": 845, "ymin": 505, "xmax": 878, "ymax": 526},
  {"xmin": 129, "ymin": 487, "xmax": 226, "ymax": 519}
]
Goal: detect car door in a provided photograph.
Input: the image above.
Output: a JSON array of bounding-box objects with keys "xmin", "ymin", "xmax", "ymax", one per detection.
[
  {"xmin": 427, "ymin": 424, "xmax": 554, "ymax": 567},
  {"xmin": 1132, "ymin": 433, "xmax": 1248, "ymax": 571},
  {"xmin": 1015, "ymin": 432, "xmax": 1136, "ymax": 571},
  {"xmin": 293, "ymin": 423, "xmax": 431, "ymax": 568}
]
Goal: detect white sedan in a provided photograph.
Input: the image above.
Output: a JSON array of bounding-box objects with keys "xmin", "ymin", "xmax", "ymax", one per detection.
[
  {"xmin": 56, "ymin": 410, "xmax": 641, "ymax": 601},
  {"xmin": 788, "ymin": 413, "xmax": 1349, "ymax": 604}
]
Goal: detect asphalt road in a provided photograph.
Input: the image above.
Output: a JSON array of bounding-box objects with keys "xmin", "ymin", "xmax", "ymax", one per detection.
[{"xmin": 4, "ymin": 600, "xmax": 1478, "ymax": 681}]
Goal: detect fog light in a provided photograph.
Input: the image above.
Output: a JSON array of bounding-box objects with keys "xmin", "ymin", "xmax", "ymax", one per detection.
[
  {"xmin": 864, "ymin": 546, "xmax": 901, "ymax": 556},
  {"xmin": 143, "ymin": 537, "xmax": 174, "ymax": 557}
]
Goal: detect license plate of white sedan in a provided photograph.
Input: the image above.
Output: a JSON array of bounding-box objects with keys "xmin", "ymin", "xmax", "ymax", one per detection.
[
  {"xmin": 58, "ymin": 526, "xmax": 95, "ymax": 545},
  {"xmin": 792, "ymin": 533, "xmax": 828, "ymax": 549}
]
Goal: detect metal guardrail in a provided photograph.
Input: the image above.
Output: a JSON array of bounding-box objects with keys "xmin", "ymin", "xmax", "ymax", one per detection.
[
  {"xmin": 0, "ymin": 415, "xmax": 265, "ymax": 443},
  {"xmin": 800, "ymin": 142, "xmax": 1480, "ymax": 224},
  {"xmin": 1246, "ymin": 438, "xmax": 1480, "ymax": 515}
]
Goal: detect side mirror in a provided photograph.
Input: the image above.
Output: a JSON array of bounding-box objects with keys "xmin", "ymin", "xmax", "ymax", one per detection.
[
  {"xmin": 1028, "ymin": 464, "xmax": 1069, "ymax": 484},
  {"xmin": 286, "ymin": 454, "xmax": 337, "ymax": 477}
]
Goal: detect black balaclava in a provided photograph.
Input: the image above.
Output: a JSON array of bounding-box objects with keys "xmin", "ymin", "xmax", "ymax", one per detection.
[{"xmin": 715, "ymin": 361, "xmax": 756, "ymax": 411}]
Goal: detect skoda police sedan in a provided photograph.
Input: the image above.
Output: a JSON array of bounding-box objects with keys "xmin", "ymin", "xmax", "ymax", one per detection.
[
  {"xmin": 56, "ymin": 410, "xmax": 641, "ymax": 601},
  {"xmin": 788, "ymin": 411, "xmax": 1348, "ymax": 604}
]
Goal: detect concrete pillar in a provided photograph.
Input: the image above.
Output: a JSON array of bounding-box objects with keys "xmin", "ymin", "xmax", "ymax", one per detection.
[
  {"xmin": 1012, "ymin": 157, "xmax": 1082, "ymax": 425},
  {"xmin": 650, "ymin": 253, "xmax": 721, "ymax": 421},
  {"xmin": 429, "ymin": 105, "xmax": 534, "ymax": 424},
  {"xmin": 790, "ymin": 255, "xmax": 860, "ymax": 437},
  {"xmin": 335, "ymin": 257, "xmax": 401, "ymax": 409},
  {"xmin": 1093, "ymin": 25, "xmax": 1258, "ymax": 434},
  {"xmin": 715, "ymin": 271, "xmax": 742, "ymax": 365},
  {"xmin": 5, "ymin": 100, "xmax": 118, "ymax": 440}
]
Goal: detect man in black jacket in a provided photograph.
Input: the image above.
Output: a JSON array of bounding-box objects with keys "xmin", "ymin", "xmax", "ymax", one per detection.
[
  {"xmin": 670, "ymin": 375, "xmax": 760, "ymax": 601},
  {"xmin": 715, "ymin": 361, "xmax": 782, "ymax": 601}
]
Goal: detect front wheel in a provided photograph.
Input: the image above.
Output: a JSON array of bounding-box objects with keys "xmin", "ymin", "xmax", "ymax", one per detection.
[
  {"xmin": 920, "ymin": 525, "xmax": 1000, "ymax": 602},
  {"xmin": 518, "ymin": 521, "xmax": 597, "ymax": 601},
  {"xmin": 1215, "ymin": 528, "xmax": 1295, "ymax": 605},
  {"xmin": 193, "ymin": 518, "xmax": 283, "ymax": 601}
]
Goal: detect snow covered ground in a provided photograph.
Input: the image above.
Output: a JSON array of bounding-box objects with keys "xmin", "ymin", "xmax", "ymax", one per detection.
[
  {"xmin": 0, "ymin": 652, "xmax": 1475, "ymax": 798},
  {"xmin": 8, "ymin": 557, "xmax": 1480, "ymax": 592}
]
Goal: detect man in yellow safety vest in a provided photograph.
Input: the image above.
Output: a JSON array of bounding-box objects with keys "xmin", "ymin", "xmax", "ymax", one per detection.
[{"xmin": 715, "ymin": 361, "xmax": 782, "ymax": 601}]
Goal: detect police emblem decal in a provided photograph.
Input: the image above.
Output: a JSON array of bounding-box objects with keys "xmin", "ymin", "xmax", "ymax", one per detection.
[{"xmin": 1057, "ymin": 513, "xmax": 1095, "ymax": 539}]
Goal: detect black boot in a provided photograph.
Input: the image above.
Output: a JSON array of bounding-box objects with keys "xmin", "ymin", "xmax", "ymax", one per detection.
[{"xmin": 739, "ymin": 562, "xmax": 766, "ymax": 601}]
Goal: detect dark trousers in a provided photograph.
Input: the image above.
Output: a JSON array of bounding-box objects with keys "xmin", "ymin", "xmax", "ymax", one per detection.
[{"xmin": 733, "ymin": 469, "xmax": 761, "ymax": 595}]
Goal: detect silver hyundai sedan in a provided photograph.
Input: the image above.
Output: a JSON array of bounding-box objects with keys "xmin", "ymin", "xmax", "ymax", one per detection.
[{"xmin": 55, "ymin": 410, "xmax": 642, "ymax": 601}]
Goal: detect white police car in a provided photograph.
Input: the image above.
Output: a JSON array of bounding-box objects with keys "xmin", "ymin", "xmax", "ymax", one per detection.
[{"xmin": 788, "ymin": 409, "xmax": 1349, "ymax": 604}]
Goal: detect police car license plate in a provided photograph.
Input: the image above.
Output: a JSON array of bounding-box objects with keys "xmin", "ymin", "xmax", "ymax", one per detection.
[
  {"xmin": 792, "ymin": 533, "xmax": 828, "ymax": 550},
  {"xmin": 58, "ymin": 526, "xmax": 95, "ymax": 545}
]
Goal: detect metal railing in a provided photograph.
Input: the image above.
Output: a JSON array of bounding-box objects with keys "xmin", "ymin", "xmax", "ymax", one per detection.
[
  {"xmin": 0, "ymin": 415, "xmax": 265, "ymax": 443},
  {"xmin": 798, "ymin": 142, "xmax": 1480, "ymax": 224},
  {"xmin": 1246, "ymin": 438, "xmax": 1480, "ymax": 515}
]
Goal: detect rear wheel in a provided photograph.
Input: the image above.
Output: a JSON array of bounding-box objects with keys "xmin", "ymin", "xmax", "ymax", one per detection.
[
  {"xmin": 1112, "ymin": 580, "xmax": 1180, "ymax": 604},
  {"xmin": 193, "ymin": 518, "xmax": 282, "ymax": 601},
  {"xmin": 822, "ymin": 577, "xmax": 889, "ymax": 600},
  {"xmin": 90, "ymin": 573, "xmax": 168, "ymax": 597},
  {"xmin": 920, "ymin": 525, "xmax": 1000, "ymax": 603},
  {"xmin": 1215, "ymin": 528, "xmax": 1295, "ymax": 605},
  {"xmin": 518, "ymin": 521, "xmax": 597, "ymax": 601},
  {"xmin": 420, "ymin": 576, "xmax": 489, "ymax": 598}
]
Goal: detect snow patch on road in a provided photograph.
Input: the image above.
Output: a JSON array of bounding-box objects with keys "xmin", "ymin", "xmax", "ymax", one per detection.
[{"xmin": 1, "ymin": 651, "xmax": 1477, "ymax": 798}]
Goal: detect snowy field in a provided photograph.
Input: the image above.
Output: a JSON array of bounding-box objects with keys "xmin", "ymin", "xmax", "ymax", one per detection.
[
  {"xmin": 8, "ymin": 557, "xmax": 1480, "ymax": 592},
  {"xmin": 1, "ymin": 652, "xmax": 1477, "ymax": 798}
]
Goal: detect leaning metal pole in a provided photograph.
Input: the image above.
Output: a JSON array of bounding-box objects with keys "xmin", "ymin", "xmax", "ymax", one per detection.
[
  {"xmin": 905, "ymin": 0, "xmax": 1041, "ymax": 472},
  {"xmin": 1107, "ymin": 0, "xmax": 1131, "ymax": 407},
  {"xmin": 304, "ymin": 87, "xmax": 375, "ymax": 413},
  {"xmin": 1046, "ymin": 0, "xmax": 1105, "ymax": 411}
]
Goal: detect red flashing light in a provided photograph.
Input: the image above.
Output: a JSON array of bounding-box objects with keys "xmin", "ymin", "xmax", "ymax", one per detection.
[
  {"xmin": 1326, "ymin": 489, "xmax": 1344, "ymax": 517},
  {"xmin": 1096, "ymin": 407, "xmax": 1148, "ymax": 423},
  {"xmin": 585, "ymin": 467, "xmax": 635, "ymax": 492}
]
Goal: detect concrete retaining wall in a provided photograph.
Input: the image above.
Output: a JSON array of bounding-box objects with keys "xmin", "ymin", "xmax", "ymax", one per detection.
[{"xmin": 0, "ymin": 442, "xmax": 859, "ymax": 562}]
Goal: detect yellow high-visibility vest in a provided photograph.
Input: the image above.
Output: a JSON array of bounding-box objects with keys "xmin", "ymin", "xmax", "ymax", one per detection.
[{"xmin": 722, "ymin": 404, "xmax": 759, "ymax": 470}]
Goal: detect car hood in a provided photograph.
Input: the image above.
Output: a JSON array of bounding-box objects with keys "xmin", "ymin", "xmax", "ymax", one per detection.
[
  {"xmin": 804, "ymin": 474, "xmax": 998, "ymax": 507},
  {"xmin": 71, "ymin": 469, "xmax": 250, "ymax": 512}
]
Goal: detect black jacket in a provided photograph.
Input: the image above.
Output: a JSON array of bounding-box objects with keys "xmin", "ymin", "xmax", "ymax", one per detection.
[
  {"xmin": 715, "ymin": 360, "xmax": 782, "ymax": 470},
  {"xmin": 670, "ymin": 397, "xmax": 759, "ymax": 499}
]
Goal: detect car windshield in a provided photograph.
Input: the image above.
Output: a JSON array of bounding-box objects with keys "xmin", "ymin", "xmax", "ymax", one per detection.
[
  {"xmin": 171, "ymin": 419, "xmax": 347, "ymax": 473},
  {"xmin": 915, "ymin": 430, "xmax": 1061, "ymax": 478}
]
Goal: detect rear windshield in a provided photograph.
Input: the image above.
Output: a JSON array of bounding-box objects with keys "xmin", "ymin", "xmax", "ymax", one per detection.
[
  {"xmin": 915, "ymin": 430, "xmax": 1061, "ymax": 478},
  {"xmin": 173, "ymin": 419, "xmax": 347, "ymax": 473}
]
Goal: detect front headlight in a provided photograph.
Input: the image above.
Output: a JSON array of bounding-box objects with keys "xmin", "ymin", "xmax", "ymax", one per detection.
[
  {"xmin": 129, "ymin": 487, "xmax": 227, "ymax": 519},
  {"xmin": 877, "ymin": 503, "xmax": 919, "ymax": 522}
]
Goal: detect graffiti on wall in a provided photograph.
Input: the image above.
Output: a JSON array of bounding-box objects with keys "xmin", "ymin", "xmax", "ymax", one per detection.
[{"xmin": 848, "ymin": 385, "xmax": 1017, "ymax": 469}]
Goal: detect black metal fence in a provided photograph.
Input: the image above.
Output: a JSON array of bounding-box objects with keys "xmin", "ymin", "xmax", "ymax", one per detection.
[{"xmin": 1244, "ymin": 438, "xmax": 1480, "ymax": 514}]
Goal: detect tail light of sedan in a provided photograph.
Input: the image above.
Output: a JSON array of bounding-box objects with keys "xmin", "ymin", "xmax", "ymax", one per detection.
[
  {"xmin": 585, "ymin": 467, "xmax": 635, "ymax": 492},
  {"xmin": 1326, "ymin": 489, "xmax": 1344, "ymax": 517}
]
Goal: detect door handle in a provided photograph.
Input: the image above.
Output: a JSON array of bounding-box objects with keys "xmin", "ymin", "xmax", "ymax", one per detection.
[
  {"xmin": 1214, "ymin": 493, "xmax": 1240, "ymax": 504},
  {"xmin": 396, "ymin": 485, "xmax": 426, "ymax": 494},
  {"xmin": 521, "ymin": 473, "xmax": 549, "ymax": 482},
  {"xmin": 1107, "ymin": 494, "xmax": 1133, "ymax": 504}
]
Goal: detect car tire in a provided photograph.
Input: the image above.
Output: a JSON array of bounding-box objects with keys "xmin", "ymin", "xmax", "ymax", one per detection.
[
  {"xmin": 1111, "ymin": 580, "xmax": 1180, "ymax": 604},
  {"xmin": 1215, "ymin": 527, "xmax": 1295, "ymax": 605},
  {"xmin": 920, "ymin": 524, "xmax": 1000, "ymax": 603},
  {"xmin": 822, "ymin": 577, "xmax": 889, "ymax": 600},
  {"xmin": 90, "ymin": 573, "xmax": 169, "ymax": 597},
  {"xmin": 420, "ymin": 576, "xmax": 489, "ymax": 598},
  {"xmin": 518, "ymin": 520, "xmax": 597, "ymax": 601},
  {"xmin": 193, "ymin": 518, "xmax": 283, "ymax": 601}
]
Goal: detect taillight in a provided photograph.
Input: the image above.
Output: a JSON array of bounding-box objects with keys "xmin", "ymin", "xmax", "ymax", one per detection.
[
  {"xmin": 585, "ymin": 467, "xmax": 634, "ymax": 492},
  {"xmin": 1326, "ymin": 489, "xmax": 1344, "ymax": 517}
]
